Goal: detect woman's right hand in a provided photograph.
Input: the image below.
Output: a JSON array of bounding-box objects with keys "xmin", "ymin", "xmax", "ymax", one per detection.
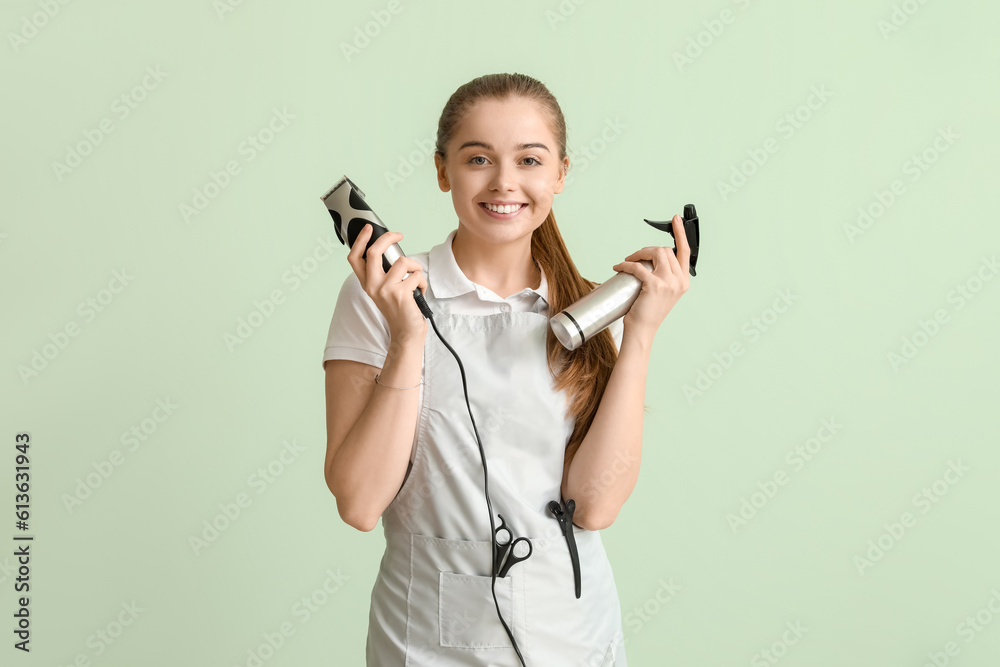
[{"xmin": 347, "ymin": 223, "xmax": 429, "ymax": 341}]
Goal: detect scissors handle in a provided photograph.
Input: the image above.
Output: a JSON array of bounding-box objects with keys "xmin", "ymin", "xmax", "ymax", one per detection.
[
  {"xmin": 494, "ymin": 513, "xmax": 512, "ymax": 546},
  {"xmin": 497, "ymin": 537, "xmax": 532, "ymax": 578},
  {"xmin": 493, "ymin": 514, "xmax": 532, "ymax": 578}
]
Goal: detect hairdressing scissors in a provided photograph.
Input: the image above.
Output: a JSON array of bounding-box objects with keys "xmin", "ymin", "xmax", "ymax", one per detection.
[{"xmin": 493, "ymin": 513, "xmax": 532, "ymax": 578}]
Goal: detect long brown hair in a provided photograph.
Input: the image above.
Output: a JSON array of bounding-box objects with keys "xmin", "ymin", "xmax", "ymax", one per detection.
[{"xmin": 434, "ymin": 72, "xmax": 621, "ymax": 469}]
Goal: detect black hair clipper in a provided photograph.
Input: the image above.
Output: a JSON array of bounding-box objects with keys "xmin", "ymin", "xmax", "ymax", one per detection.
[
  {"xmin": 320, "ymin": 175, "xmax": 432, "ymax": 316},
  {"xmin": 320, "ymin": 175, "xmax": 407, "ymax": 274}
]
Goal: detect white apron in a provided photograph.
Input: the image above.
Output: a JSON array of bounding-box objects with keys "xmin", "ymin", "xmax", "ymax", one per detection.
[{"xmin": 365, "ymin": 297, "xmax": 628, "ymax": 666}]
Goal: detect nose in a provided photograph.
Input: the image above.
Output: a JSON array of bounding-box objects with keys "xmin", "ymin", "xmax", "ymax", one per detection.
[{"xmin": 489, "ymin": 161, "xmax": 515, "ymax": 193}]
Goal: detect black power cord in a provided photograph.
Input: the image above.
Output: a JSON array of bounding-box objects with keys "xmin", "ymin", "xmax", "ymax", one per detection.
[{"xmin": 412, "ymin": 288, "xmax": 528, "ymax": 667}]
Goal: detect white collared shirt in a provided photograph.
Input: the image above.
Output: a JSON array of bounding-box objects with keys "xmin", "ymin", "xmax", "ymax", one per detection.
[{"xmin": 322, "ymin": 229, "xmax": 622, "ymax": 369}]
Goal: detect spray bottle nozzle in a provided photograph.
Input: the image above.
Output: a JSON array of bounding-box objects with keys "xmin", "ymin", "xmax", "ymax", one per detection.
[{"xmin": 643, "ymin": 204, "xmax": 700, "ymax": 276}]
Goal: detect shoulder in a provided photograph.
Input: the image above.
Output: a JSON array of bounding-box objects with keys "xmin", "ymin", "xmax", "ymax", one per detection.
[{"xmin": 333, "ymin": 271, "xmax": 385, "ymax": 330}]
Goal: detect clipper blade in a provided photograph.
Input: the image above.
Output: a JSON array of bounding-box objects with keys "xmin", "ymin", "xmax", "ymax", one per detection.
[
  {"xmin": 320, "ymin": 175, "xmax": 364, "ymax": 203},
  {"xmin": 321, "ymin": 175, "xmax": 376, "ymax": 246}
]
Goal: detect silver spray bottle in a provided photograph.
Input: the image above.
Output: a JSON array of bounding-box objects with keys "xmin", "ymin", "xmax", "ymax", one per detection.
[{"xmin": 549, "ymin": 205, "xmax": 700, "ymax": 350}]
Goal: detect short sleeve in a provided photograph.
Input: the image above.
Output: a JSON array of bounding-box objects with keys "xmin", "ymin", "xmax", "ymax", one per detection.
[{"xmin": 322, "ymin": 272, "xmax": 391, "ymax": 370}]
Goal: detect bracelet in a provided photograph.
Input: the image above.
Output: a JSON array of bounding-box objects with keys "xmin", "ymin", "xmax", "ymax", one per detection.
[{"xmin": 374, "ymin": 372, "xmax": 422, "ymax": 390}]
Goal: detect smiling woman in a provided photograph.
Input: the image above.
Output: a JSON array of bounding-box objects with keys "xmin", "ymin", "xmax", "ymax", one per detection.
[
  {"xmin": 322, "ymin": 72, "xmax": 690, "ymax": 667},
  {"xmin": 435, "ymin": 96, "xmax": 567, "ymax": 299}
]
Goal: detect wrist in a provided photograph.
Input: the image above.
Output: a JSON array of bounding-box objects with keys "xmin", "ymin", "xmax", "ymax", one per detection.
[
  {"xmin": 386, "ymin": 326, "xmax": 426, "ymax": 363},
  {"xmin": 389, "ymin": 322, "xmax": 427, "ymax": 345},
  {"xmin": 620, "ymin": 325, "xmax": 655, "ymax": 356}
]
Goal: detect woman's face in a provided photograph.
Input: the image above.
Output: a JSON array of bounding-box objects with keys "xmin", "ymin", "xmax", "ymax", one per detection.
[{"xmin": 434, "ymin": 96, "xmax": 569, "ymax": 247}]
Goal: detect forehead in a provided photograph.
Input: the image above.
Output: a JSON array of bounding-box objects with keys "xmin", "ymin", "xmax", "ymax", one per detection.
[{"xmin": 451, "ymin": 97, "xmax": 556, "ymax": 149}]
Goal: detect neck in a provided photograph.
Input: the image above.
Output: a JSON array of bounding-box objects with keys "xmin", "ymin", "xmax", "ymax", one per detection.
[{"xmin": 451, "ymin": 230, "xmax": 541, "ymax": 300}]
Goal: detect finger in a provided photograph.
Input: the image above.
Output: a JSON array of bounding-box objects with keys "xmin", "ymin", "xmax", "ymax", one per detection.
[
  {"xmin": 400, "ymin": 265, "xmax": 426, "ymax": 291},
  {"xmin": 395, "ymin": 267, "xmax": 428, "ymax": 305},
  {"xmin": 661, "ymin": 241, "xmax": 686, "ymax": 277},
  {"xmin": 611, "ymin": 259, "xmax": 655, "ymax": 283},
  {"xmin": 384, "ymin": 256, "xmax": 421, "ymax": 284},
  {"xmin": 366, "ymin": 229, "xmax": 404, "ymax": 269},
  {"xmin": 366, "ymin": 231, "xmax": 403, "ymax": 286},
  {"xmin": 385, "ymin": 261, "xmax": 428, "ymax": 302},
  {"xmin": 400, "ymin": 262, "xmax": 427, "ymax": 295},
  {"xmin": 347, "ymin": 223, "xmax": 372, "ymax": 262},
  {"xmin": 621, "ymin": 246, "xmax": 680, "ymax": 277},
  {"xmin": 622, "ymin": 246, "xmax": 664, "ymax": 261},
  {"xmin": 346, "ymin": 224, "xmax": 373, "ymax": 284},
  {"xmin": 370, "ymin": 229, "xmax": 403, "ymax": 257},
  {"xmin": 671, "ymin": 213, "xmax": 691, "ymax": 275}
]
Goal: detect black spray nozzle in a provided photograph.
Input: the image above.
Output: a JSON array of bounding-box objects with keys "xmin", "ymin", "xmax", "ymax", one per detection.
[{"xmin": 643, "ymin": 204, "xmax": 700, "ymax": 276}]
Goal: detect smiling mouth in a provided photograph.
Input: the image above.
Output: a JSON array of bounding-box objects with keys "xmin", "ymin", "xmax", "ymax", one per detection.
[{"xmin": 480, "ymin": 202, "xmax": 525, "ymax": 215}]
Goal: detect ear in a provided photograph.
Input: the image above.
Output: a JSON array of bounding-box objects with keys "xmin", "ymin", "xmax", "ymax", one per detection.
[
  {"xmin": 434, "ymin": 153, "xmax": 451, "ymax": 193},
  {"xmin": 552, "ymin": 156, "xmax": 570, "ymax": 195}
]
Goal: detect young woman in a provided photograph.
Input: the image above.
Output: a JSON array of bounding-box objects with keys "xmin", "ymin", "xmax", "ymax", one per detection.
[{"xmin": 323, "ymin": 73, "xmax": 690, "ymax": 666}]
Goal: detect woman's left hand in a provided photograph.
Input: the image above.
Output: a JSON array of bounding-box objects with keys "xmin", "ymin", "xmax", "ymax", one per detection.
[{"xmin": 611, "ymin": 213, "xmax": 691, "ymax": 342}]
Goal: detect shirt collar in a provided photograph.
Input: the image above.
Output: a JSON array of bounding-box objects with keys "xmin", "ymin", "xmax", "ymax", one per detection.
[{"xmin": 429, "ymin": 229, "xmax": 548, "ymax": 305}]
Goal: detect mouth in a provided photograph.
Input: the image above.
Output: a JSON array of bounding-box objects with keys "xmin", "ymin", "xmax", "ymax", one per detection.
[{"xmin": 479, "ymin": 202, "xmax": 526, "ymax": 218}]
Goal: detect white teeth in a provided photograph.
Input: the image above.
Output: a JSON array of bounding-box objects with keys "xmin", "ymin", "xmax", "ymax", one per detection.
[{"xmin": 485, "ymin": 203, "xmax": 522, "ymax": 214}]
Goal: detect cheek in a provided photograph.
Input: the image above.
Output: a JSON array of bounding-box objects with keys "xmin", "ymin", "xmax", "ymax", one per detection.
[
  {"xmin": 528, "ymin": 186, "xmax": 554, "ymax": 206},
  {"xmin": 529, "ymin": 174, "xmax": 560, "ymax": 199}
]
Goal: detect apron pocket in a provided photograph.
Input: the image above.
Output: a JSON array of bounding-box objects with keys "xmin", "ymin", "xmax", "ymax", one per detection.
[
  {"xmin": 439, "ymin": 570, "xmax": 515, "ymax": 648},
  {"xmin": 406, "ymin": 532, "xmax": 527, "ymax": 661}
]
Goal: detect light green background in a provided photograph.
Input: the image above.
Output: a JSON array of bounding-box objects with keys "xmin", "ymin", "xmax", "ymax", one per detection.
[{"xmin": 3, "ymin": 1, "xmax": 999, "ymax": 665}]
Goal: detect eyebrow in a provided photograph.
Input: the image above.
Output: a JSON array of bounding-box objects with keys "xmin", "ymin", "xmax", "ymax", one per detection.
[{"xmin": 457, "ymin": 141, "xmax": 551, "ymax": 153}]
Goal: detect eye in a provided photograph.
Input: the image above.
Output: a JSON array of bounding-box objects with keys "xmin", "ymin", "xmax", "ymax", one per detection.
[
  {"xmin": 468, "ymin": 155, "xmax": 488, "ymax": 165},
  {"xmin": 522, "ymin": 157, "xmax": 541, "ymax": 166}
]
